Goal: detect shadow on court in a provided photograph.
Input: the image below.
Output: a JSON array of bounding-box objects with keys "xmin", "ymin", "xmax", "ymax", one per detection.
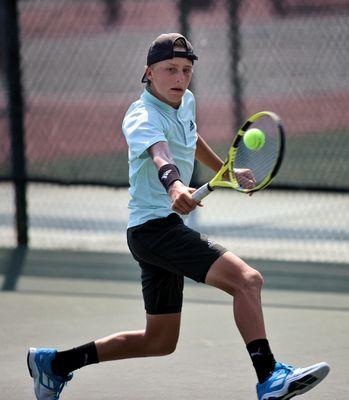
[
  {"xmin": 1, "ymin": 247, "xmax": 348, "ymax": 295},
  {"xmin": 0, "ymin": 247, "xmax": 348, "ymax": 400}
]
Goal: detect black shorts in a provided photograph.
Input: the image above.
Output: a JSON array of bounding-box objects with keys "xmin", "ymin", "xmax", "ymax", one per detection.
[{"xmin": 127, "ymin": 213, "xmax": 227, "ymax": 315}]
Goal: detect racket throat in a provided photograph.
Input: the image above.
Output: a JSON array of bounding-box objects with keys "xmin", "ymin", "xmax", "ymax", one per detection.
[{"xmin": 207, "ymin": 183, "xmax": 214, "ymax": 192}]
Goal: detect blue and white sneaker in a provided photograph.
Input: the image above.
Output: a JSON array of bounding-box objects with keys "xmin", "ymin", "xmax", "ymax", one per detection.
[
  {"xmin": 27, "ymin": 347, "xmax": 73, "ymax": 399},
  {"xmin": 257, "ymin": 361, "xmax": 330, "ymax": 400}
]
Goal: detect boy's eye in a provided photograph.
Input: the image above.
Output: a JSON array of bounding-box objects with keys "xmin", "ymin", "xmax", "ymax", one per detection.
[{"xmin": 165, "ymin": 67, "xmax": 192, "ymax": 74}]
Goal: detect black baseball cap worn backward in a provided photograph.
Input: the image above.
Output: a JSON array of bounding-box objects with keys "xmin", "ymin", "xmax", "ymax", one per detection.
[{"xmin": 141, "ymin": 33, "xmax": 198, "ymax": 83}]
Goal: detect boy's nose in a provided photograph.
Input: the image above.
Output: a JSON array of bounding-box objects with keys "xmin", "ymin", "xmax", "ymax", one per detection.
[{"xmin": 176, "ymin": 71, "xmax": 185, "ymax": 82}]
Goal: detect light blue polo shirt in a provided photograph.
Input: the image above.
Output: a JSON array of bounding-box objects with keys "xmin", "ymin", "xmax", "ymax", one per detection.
[{"xmin": 122, "ymin": 88, "xmax": 197, "ymax": 228}]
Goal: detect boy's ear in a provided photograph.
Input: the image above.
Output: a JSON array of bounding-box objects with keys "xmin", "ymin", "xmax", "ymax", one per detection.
[{"xmin": 145, "ymin": 66, "xmax": 152, "ymax": 82}]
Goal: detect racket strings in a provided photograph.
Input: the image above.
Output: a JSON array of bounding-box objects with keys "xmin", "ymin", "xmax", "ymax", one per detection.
[{"xmin": 234, "ymin": 117, "xmax": 280, "ymax": 189}]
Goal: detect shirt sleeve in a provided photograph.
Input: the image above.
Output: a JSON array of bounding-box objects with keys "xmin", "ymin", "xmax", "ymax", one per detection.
[{"xmin": 122, "ymin": 106, "xmax": 167, "ymax": 160}]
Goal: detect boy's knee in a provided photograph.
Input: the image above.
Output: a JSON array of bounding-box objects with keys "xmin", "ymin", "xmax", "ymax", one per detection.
[
  {"xmin": 160, "ymin": 341, "xmax": 177, "ymax": 356},
  {"xmin": 241, "ymin": 268, "xmax": 264, "ymax": 293},
  {"xmin": 149, "ymin": 340, "xmax": 177, "ymax": 356},
  {"xmin": 249, "ymin": 268, "xmax": 264, "ymax": 288},
  {"xmin": 206, "ymin": 253, "xmax": 264, "ymax": 296}
]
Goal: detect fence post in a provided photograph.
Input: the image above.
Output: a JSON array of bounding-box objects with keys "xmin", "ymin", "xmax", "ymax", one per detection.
[
  {"xmin": 227, "ymin": 0, "xmax": 244, "ymax": 132},
  {"xmin": 178, "ymin": 0, "xmax": 190, "ymax": 39},
  {"xmin": 2, "ymin": 0, "xmax": 28, "ymax": 247},
  {"xmin": 177, "ymin": 0, "xmax": 201, "ymax": 188}
]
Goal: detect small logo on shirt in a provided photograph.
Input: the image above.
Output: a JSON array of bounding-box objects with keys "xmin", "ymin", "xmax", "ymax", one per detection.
[{"xmin": 190, "ymin": 120, "xmax": 195, "ymax": 131}]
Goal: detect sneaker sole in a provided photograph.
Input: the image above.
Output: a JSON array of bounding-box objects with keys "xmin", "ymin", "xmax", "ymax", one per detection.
[
  {"xmin": 269, "ymin": 362, "xmax": 330, "ymax": 400},
  {"xmin": 27, "ymin": 348, "xmax": 35, "ymax": 377},
  {"xmin": 27, "ymin": 348, "xmax": 40, "ymax": 382}
]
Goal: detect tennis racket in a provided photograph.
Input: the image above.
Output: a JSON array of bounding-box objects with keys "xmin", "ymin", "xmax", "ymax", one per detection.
[{"xmin": 192, "ymin": 111, "xmax": 285, "ymax": 202}]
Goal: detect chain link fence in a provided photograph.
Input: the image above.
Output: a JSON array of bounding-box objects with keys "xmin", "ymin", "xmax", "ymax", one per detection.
[{"xmin": 0, "ymin": 0, "xmax": 348, "ymax": 262}]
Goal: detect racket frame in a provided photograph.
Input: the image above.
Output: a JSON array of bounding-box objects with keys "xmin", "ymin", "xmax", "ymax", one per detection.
[{"xmin": 192, "ymin": 111, "xmax": 285, "ymax": 202}]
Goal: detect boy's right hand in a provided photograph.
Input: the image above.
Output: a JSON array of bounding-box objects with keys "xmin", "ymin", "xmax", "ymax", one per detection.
[{"xmin": 168, "ymin": 181, "xmax": 202, "ymax": 215}]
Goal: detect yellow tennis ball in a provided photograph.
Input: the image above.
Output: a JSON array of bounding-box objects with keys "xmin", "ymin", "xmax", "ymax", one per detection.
[{"xmin": 243, "ymin": 128, "xmax": 265, "ymax": 150}]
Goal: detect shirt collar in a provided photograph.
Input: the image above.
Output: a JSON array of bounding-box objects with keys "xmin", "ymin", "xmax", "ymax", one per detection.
[{"xmin": 142, "ymin": 88, "xmax": 181, "ymax": 115}]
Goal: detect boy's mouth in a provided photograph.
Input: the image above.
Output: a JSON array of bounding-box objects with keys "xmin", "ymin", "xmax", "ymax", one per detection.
[{"xmin": 171, "ymin": 87, "xmax": 184, "ymax": 93}]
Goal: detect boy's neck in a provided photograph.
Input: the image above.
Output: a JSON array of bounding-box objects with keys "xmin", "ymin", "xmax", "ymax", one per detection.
[{"xmin": 147, "ymin": 86, "xmax": 182, "ymax": 109}]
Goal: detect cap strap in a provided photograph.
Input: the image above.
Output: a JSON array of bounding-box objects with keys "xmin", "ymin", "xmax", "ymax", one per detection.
[{"xmin": 173, "ymin": 50, "xmax": 198, "ymax": 61}]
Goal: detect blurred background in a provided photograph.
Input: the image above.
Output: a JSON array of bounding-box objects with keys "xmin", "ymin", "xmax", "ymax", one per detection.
[{"xmin": 1, "ymin": 0, "xmax": 348, "ymax": 264}]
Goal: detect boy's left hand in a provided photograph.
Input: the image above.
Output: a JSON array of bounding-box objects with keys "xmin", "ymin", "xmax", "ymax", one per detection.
[{"xmin": 234, "ymin": 168, "xmax": 256, "ymax": 190}]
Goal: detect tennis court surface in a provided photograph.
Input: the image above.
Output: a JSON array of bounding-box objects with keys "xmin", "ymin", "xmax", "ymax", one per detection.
[{"xmin": 0, "ymin": 247, "xmax": 348, "ymax": 400}]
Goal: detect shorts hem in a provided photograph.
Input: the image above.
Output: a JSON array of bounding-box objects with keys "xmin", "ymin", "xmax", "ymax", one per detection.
[
  {"xmin": 197, "ymin": 248, "xmax": 228, "ymax": 283},
  {"xmin": 145, "ymin": 308, "xmax": 182, "ymax": 315}
]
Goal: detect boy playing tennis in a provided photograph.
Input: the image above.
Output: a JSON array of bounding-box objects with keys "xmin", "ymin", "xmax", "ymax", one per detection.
[{"xmin": 27, "ymin": 33, "xmax": 329, "ymax": 400}]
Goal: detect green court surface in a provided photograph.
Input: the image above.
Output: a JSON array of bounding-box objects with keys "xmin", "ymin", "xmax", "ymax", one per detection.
[{"xmin": 0, "ymin": 248, "xmax": 348, "ymax": 399}]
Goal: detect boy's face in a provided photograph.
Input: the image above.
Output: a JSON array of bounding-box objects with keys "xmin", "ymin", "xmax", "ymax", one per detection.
[{"xmin": 146, "ymin": 50, "xmax": 193, "ymax": 108}]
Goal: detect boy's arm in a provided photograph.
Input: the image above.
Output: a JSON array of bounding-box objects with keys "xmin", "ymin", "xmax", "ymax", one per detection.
[
  {"xmin": 195, "ymin": 134, "xmax": 224, "ymax": 173},
  {"xmin": 148, "ymin": 141, "xmax": 199, "ymax": 215}
]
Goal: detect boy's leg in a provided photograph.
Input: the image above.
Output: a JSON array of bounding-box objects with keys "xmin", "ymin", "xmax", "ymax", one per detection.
[
  {"xmin": 51, "ymin": 312, "xmax": 181, "ymax": 377},
  {"xmin": 96, "ymin": 312, "xmax": 181, "ymax": 361},
  {"xmin": 205, "ymin": 251, "xmax": 330, "ymax": 399},
  {"xmin": 205, "ymin": 251, "xmax": 266, "ymax": 344},
  {"xmin": 27, "ymin": 312, "xmax": 181, "ymax": 400},
  {"xmin": 205, "ymin": 251, "xmax": 275, "ymax": 384}
]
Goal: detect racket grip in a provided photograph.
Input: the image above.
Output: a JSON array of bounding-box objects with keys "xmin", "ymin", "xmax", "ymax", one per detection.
[{"xmin": 192, "ymin": 183, "xmax": 213, "ymax": 202}]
